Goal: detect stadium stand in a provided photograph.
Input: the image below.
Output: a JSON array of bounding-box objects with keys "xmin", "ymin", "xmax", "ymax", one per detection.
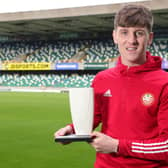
[
  {"xmin": 0, "ymin": 37, "xmax": 167, "ymax": 88},
  {"xmin": 0, "ymin": 73, "xmax": 95, "ymax": 88},
  {"xmin": 0, "ymin": 38, "xmax": 167, "ymax": 63}
]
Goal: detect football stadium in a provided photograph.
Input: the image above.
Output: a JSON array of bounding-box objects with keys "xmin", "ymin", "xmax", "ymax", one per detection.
[{"xmin": 0, "ymin": 0, "xmax": 168, "ymax": 167}]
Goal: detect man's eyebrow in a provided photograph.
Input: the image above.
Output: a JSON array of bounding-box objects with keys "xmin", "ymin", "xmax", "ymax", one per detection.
[
  {"xmin": 119, "ymin": 29, "xmax": 128, "ymax": 32},
  {"xmin": 135, "ymin": 29, "xmax": 146, "ymax": 31},
  {"xmin": 119, "ymin": 28, "xmax": 146, "ymax": 32}
]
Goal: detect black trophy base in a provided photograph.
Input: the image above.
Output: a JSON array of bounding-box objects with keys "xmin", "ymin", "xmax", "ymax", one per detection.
[{"xmin": 55, "ymin": 134, "xmax": 92, "ymax": 143}]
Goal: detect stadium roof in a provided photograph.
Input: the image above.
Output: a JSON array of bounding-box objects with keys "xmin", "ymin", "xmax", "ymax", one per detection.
[{"xmin": 0, "ymin": 0, "xmax": 167, "ymax": 41}]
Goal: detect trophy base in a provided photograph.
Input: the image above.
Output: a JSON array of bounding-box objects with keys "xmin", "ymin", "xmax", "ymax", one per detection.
[{"xmin": 55, "ymin": 134, "xmax": 92, "ymax": 143}]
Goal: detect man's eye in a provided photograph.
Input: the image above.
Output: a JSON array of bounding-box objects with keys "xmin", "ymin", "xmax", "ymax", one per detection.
[
  {"xmin": 121, "ymin": 31, "xmax": 127, "ymax": 35},
  {"xmin": 136, "ymin": 31, "xmax": 145, "ymax": 37}
]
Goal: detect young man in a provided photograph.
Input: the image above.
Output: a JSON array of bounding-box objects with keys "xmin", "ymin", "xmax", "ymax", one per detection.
[{"xmin": 54, "ymin": 4, "xmax": 168, "ymax": 167}]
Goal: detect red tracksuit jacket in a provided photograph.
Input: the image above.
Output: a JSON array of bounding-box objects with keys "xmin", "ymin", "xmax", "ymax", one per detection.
[{"xmin": 91, "ymin": 51, "xmax": 168, "ymax": 168}]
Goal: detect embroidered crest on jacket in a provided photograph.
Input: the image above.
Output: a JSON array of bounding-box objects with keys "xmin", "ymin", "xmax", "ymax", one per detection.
[{"xmin": 141, "ymin": 93, "xmax": 155, "ymax": 106}]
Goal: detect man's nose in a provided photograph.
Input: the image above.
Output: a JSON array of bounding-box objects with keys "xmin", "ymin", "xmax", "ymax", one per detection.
[{"xmin": 127, "ymin": 33, "xmax": 137, "ymax": 44}]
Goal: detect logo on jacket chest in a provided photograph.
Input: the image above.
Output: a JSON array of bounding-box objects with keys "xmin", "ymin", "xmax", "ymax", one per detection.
[
  {"xmin": 103, "ymin": 89, "xmax": 112, "ymax": 97},
  {"xmin": 141, "ymin": 93, "xmax": 155, "ymax": 106}
]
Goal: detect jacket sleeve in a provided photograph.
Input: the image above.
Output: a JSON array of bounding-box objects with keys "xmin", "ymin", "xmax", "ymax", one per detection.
[{"xmin": 118, "ymin": 84, "xmax": 168, "ymax": 162}]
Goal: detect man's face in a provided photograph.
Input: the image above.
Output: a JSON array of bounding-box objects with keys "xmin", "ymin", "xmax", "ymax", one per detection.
[{"xmin": 113, "ymin": 26, "xmax": 153, "ymax": 66}]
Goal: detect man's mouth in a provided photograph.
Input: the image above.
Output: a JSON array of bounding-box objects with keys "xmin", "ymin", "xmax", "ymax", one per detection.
[{"xmin": 126, "ymin": 47, "xmax": 137, "ymax": 51}]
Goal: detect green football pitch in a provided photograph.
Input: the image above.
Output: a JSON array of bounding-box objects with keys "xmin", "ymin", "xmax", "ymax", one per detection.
[{"xmin": 0, "ymin": 92, "xmax": 96, "ymax": 168}]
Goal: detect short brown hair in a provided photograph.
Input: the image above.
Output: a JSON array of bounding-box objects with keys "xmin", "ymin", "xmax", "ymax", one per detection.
[{"xmin": 114, "ymin": 4, "xmax": 153, "ymax": 32}]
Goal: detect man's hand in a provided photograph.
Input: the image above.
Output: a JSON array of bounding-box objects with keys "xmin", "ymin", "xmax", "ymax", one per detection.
[
  {"xmin": 90, "ymin": 131, "xmax": 119, "ymax": 153},
  {"xmin": 54, "ymin": 125, "xmax": 73, "ymax": 144}
]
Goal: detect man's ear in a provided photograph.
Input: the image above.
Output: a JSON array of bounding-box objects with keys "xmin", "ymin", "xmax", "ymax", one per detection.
[
  {"xmin": 148, "ymin": 32, "xmax": 154, "ymax": 45},
  {"xmin": 113, "ymin": 30, "xmax": 118, "ymax": 44}
]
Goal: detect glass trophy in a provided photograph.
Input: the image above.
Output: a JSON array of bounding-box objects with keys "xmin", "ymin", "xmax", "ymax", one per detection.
[{"xmin": 55, "ymin": 87, "xmax": 94, "ymax": 142}]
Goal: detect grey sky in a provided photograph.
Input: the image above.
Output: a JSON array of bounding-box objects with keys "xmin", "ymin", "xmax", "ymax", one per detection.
[{"xmin": 0, "ymin": 0, "xmax": 148, "ymax": 13}]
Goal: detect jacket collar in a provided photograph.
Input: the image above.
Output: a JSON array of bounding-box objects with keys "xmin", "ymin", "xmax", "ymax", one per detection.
[{"xmin": 115, "ymin": 51, "xmax": 162, "ymax": 75}]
